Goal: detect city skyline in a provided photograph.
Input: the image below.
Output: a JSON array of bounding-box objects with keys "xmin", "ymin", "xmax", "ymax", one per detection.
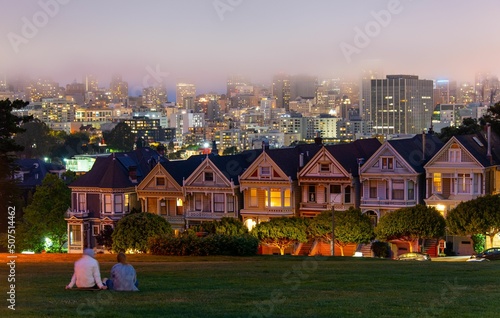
[{"xmin": 2, "ymin": 0, "xmax": 500, "ymax": 96}]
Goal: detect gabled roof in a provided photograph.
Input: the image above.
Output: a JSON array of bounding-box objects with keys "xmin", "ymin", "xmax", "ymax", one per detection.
[
  {"xmin": 325, "ymin": 138, "xmax": 381, "ymax": 177},
  {"xmin": 388, "ymin": 134, "xmax": 444, "ymax": 173},
  {"xmin": 454, "ymin": 132, "xmax": 500, "ymax": 167},
  {"xmin": 265, "ymin": 144, "xmax": 323, "ymax": 179},
  {"xmin": 424, "ymin": 131, "xmax": 500, "ymax": 168},
  {"xmin": 70, "ymin": 147, "xmax": 165, "ymax": 189},
  {"xmin": 15, "ymin": 159, "xmax": 65, "ymax": 188}
]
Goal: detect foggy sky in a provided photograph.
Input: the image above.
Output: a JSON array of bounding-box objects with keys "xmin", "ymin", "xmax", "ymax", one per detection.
[{"xmin": 2, "ymin": 0, "xmax": 500, "ymax": 95}]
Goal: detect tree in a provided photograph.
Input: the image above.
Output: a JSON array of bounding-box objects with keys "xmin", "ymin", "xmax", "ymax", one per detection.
[
  {"xmin": 308, "ymin": 208, "xmax": 374, "ymax": 256},
  {"xmin": 446, "ymin": 195, "xmax": 500, "ymax": 247},
  {"xmin": 19, "ymin": 174, "xmax": 71, "ymax": 252},
  {"xmin": 13, "ymin": 120, "xmax": 57, "ymax": 159},
  {"xmin": 222, "ymin": 146, "xmax": 238, "ymax": 156},
  {"xmin": 51, "ymin": 131, "xmax": 90, "ymax": 160},
  {"xmin": 112, "ymin": 212, "xmax": 173, "ymax": 253},
  {"xmin": 0, "ymin": 99, "xmax": 32, "ymax": 243},
  {"xmin": 251, "ymin": 217, "xmax": 308, "ymax": 255},
  {"xmin": 95, "ymin": 226, "xmax": 114, "ymax": 252},
  {"xmin": 102, "ymin": 122, "xmax": 135, "ymax": 152},
  {"xmin": 483, "ymin": 101, "xmax": 500, "ymax": 135},
  {"xmin": 437, "ymin": 118, "xmax": 482, "ymax": 143},
  {"xmin": 200, "ymin": 217, "xmax": 248, "ymax": 236},
  {"xmin": 375, "ymin": 205, "xmax": 446, "ymax": 252},
  {"xmin": 335, "ymin": 208, "xmax": 374, "ymax": 256}
]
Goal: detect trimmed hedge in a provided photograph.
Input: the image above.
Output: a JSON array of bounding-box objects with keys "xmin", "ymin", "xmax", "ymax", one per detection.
[{"xmin": 148, "ymin": 233, "xmax": 259, "ymax": 256}]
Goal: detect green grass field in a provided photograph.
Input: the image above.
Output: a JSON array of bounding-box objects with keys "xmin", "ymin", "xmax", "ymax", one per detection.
[{"xmin": 1, "ymin": 253, "xmax": 499, "ymax": 318}]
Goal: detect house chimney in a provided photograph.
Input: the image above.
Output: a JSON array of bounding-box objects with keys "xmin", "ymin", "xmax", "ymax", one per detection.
[
  {"xmin": 422, "ymin": 131, "xmax": 426, "ymax": 161},
  {"xmin": 314, "ymin": 131, "xmax": 323, "ymax": 145},
  {"xmin": 487, "ymin": 123, "xmax": 492, "ymax": 163},
  {"xmin": 211, "ymin": 140, "xmax": 218, "ymax": 155},
  {"xmin": 299, "ymin": 153, "xmax": 304, "ymax": 168},
  {"xmin": 128, "ymin": 165, "xmax": 137, "ymax": 183}
]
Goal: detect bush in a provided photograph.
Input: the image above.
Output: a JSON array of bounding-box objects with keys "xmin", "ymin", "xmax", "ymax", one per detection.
[
  {"xmin": 112, "ymin": 212, "xmax": 173, "ymax": 253},
  {"xmin": 371, "ymin": 241, "xmax": 390, "ymax": 258},
  {"xmin": 148, "ymin": 233, "xmax": 258, "ymax": 256}
]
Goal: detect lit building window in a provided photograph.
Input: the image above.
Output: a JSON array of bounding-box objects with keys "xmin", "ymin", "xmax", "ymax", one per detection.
[{"xmin": 433, "ymin": 173, "xmax": 442, "ymax": 193}]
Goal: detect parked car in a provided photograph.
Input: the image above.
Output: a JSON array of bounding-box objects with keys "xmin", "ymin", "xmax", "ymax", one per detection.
[
  {"xmin": 396, "ymin": 252, "xmax": 431, "ymax": 261},
  {"xmin": 469, "ymin": 247, "xmax": 500, "ymax": 261}
]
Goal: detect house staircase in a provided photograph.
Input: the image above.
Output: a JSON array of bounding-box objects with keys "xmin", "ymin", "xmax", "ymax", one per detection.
[
  {"xmin": 422, "ymin": 239, "xmax": 438, "ymax": 257},
  {"xmin": 296, "ymin": 239, "xmax": 315, "ymax": 256},
  {"xmin": 356, "ymin": 243, "xmax": 373, "ymax": 257}
]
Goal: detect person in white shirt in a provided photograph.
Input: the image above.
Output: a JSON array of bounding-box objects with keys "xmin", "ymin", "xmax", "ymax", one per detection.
[{"xmin": 66, "ymin": 248, "xmax": 107, "ymax": 290}]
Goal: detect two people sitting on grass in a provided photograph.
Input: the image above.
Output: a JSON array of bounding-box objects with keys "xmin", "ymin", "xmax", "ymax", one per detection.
[
  {"xmin": 103, "ymin": 252, "xmax": 139, "ymax": 291},
  {"xmin": 66, "ymin": 248, "xmax": 107, "ymax": 290}
]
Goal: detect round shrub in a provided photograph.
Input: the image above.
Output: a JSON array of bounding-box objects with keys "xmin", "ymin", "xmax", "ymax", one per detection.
[{"xmin": 112, "ymin": 212, "xmax": 173, "ymax": 253}]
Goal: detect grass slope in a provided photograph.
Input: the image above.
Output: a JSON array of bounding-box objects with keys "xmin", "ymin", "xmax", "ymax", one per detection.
[{"xmin": 0, "ymin": 254, "xmax": 499, "ymax": 318}]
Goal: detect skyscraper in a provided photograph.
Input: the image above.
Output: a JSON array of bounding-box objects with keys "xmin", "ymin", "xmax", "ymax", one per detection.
[
  {"xmin": 272, "ymin": 73, "xmax": 291, "ymax": 111},
  {"xmin": 368, "ymin": 75, "xmax": 433, "ymax": 135},
  {"xmin": 176, "ymin": 82, "xmax": 196, "ymax": 108},
  {"xmin": 110, "ymin": 74, "xmax": 129, "ymax": 104}
]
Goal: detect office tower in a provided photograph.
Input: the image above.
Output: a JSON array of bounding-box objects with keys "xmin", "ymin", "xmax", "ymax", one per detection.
[
  {"xmin": 457, "ymin": 82, "xmax": 475, "ymax": 105},
  {"xmin": 84, "ymin": 75, "xmax": 99, "ymax": 92},
  {"xmin": 272, "ymin": 73, "xmax": 291, "ymax": 111},
  {"xmin": 474, "ymin": 73, "xmax": 499, "ymax": 105},
  {"xmin": 369, "ymin": 75, "xmax": 433, "ymax": 135},
  {"xmin": 26, "ymin": 78, "xmax": 61, "ymax": 102},
  {"xmin": 176, "ymin": 82, "xmax": 196, "ymax": 108},
  {"xmin": 433, "ymin": 79, "xmax": 457, "ymax": 106},
  {"xmin": 227, "ymin": 75, "xmax": 250, "ymax": 98},
  {"xmin": 142, "ymin": 85, "xmax": 167, "ymax": 107},
  {"xmin": 110, "ymin": 74, "xmax": 129, "ymax": 103},
  {"xmin": 290, "ymin": 74, "xmax": 317, "ymax": 101}
]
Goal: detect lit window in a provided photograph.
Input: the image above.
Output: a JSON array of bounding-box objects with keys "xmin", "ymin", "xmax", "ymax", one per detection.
[
  {"xmin": 249, "ymin": 188, "xmax": 258, "ymax": 207},
  {"xmin": 284, "ymin": 189, "xmax": 291, "ymax": 207},
  {"xmin": 381, "ymin": 157, "xmax": 394, "ymax": 170},
  {"xmin": 433, "ymin": 173, "xmax": 442, "ymax": 193},
  {"xmin": 270, "ymin": 188, "xmax": 281, "ymax": 207}
]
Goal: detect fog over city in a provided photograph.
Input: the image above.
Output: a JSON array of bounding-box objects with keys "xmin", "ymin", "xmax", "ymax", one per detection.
[{"xmin": 2, "ymin": 0, "xmax": 500, "ymax": 96}]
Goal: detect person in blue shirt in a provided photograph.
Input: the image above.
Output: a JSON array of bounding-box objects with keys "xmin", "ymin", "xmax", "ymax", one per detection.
[{"xmin": 104, "ymin": 253, "xmax": 139, "ymax": 291}]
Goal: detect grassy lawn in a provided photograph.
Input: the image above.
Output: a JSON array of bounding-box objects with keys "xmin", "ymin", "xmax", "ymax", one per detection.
[{"xmin": 1, "ymin": 254, "xmax": 499, "ymax": 318}]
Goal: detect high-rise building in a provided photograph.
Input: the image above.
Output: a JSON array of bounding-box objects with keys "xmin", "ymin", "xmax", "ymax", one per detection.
[
  {"xmin": 272, "ymin": 73, "xmax": 291, "ymax": 111},
  {"xmin": 368, "ymin": 75, "xmax": 433, "ymax": 135},
  {"xmin": 142, "ymin": 85, "xmax": 167, "ymax": 107},
  {"xmin": 110, "ymin": 74, "xmax": 129, "ymax": 104},
  {"xmin": 176, "ymin": 82, "xmax": 196, "ymax": 108},
  {"xmin": 290, "ymin": 74, "xmax": 317, "ymax": 101},
  {"xmin": 26, "ymin": 78, "xmax": 61, "ymax": 102},
  {"xmin": 433, "ymin": 79, "xmax": 457, "ymax": 106},
  {"xmin": 474, "ymin": 73, "xmax": 499, "ymax": 105}
]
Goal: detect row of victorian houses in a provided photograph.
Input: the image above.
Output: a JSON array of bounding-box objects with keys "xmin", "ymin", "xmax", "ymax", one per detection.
[{"xmin": 65, "ymin": 128, "xmax": 500, "ymax": 256}]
